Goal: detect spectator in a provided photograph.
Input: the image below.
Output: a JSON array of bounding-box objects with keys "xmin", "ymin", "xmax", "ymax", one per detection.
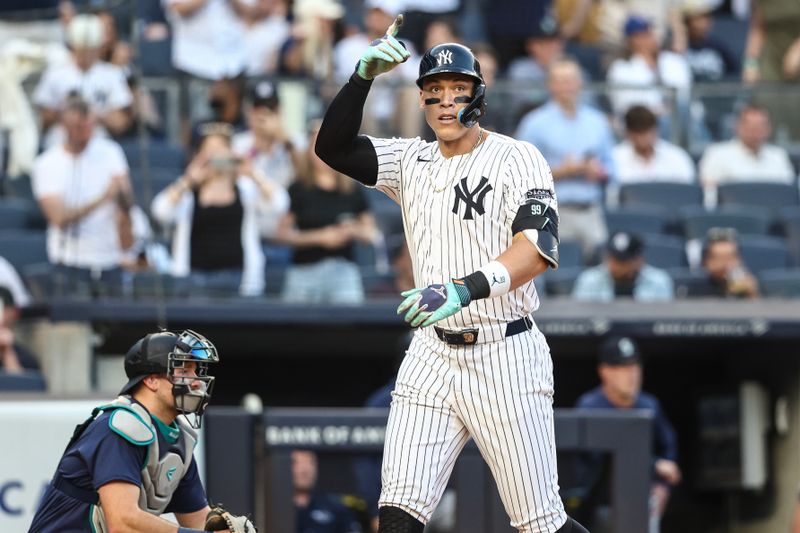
[
  {"xmin": 485, "ymin": 0, "xmax": 552, "ymax": 68},
  {"xmin": 293, "ymin": 449, "xmax": 363, "ymax": 533},
  {"xmin": 396, "ymin": 0, "xmax": 461, "ymax": 55},
  {"xmin": 423, "ymin": 17, "xmax": 462, "ymax": 51},
  {"xmin": 276, "ymin": 127, "xmax": 378, "ymax": 304},
  {"xmin": 32, "ymin": 95, "xmax": 135, "ymax": 283},
  {"xmin": 0, "ymin": 287, "xmax": 41, "ymax": 374},
  {"xmin": 572, "ymin": 231, "xmax": 674, "ymax": 301},
  {"xmin": 606, "ymin": 16, "xmax": 692, "ymax": 119},
  {"xmin": 189, "ymin": 75, "xmax": 248, "ymax": 148},
  {"xmin": 241, "ymin": 0, "xmax": 291, "ymax": 76},
  {"xmin": 507, "ymin": 14, "xmax": 565, "ymax": 84},
  {"xmin": 151, "ymin": 123, "xmax": 288, "ymax": 296},
  {"xmin": 688, "ymin": 227, "xmax": 760, "ymax": 298},
  {"xmin": 279, "ymin": 0, "xmax": 344, "ymax": 80},
  {"xmin": 232, "ymin": 81, "xmax": 300, "ymax": 190},
  {"xmin": 163, "ymin": 0, "xmax": 248, "ymax": 81},
  {"xmin": 743, "ymin": 0, "xmax": 800, "ymax": 84},
  {"xmin": 33, "ymin": 14, "xmax": 133, "ymax": 148},
  {"xmin": 698, "ymin": 104, "xmax": 795, "ymax": 190},
  {"xmin": 515, "ymin": 58, "xmax": 615, "ymax": 256},
  {"xmin": 683, "ymin": 3, "xmax": 739, "ymax": 81},
  {"xmin": 612, "ymin": 104, "xmax": 696, "ymax": 184},
  {"xmin": 574, "ymin": 336, "xmax": 681, "ymax": 531}
]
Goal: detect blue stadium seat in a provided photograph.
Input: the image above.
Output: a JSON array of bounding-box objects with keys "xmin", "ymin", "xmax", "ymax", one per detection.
[
  {"xmin": 717, "ymin": 182, "xmax": 800, "ymax": 210},
  {"xmin": 779, "ymin": 207, "xmax": 800, "ymax": 265},
  {"xmin": 738, "ymin": 236, "xmax": 791, "ymax": 275},
  {"xmin": 558, "ymin": 241, "xmax": 583, "ymax": 269},
  {"xmin": 2, "ymin": 174, "xmax": 35, "ymax": 201},
  {"xmin": 0, "ymin": 230, "xmax": 48, "ymax": 272},
  {"xmin": 138, "ymin": 38, "xmax": 174, "ymax": 77},
  {"xmin": 121, "ymin": 140, "xmax": 186, "ymax": 171},
  {"xmin": 681, "ymin": 206, "xmax": 772, "ymax": 240},
  {"xmin": 605, "ymin": 207, "xmax": 668, "ymax": 236},
  {"xmin": 642, "ymin": 234, "xmax": 688, "ymax": 269},
  {"xmin": 758, "ymin": 268, "xmax": 800, "ymax": 298},
  {"xmin": 543, "ymin": 266, "xmax": 582, "ymax": 297},
  {"xmin": 619, "ymin": 182, "xmax": 703, "ymax": 210},
  {"xmin": 130, "ymin": 168, "xmax": 179, "ymax": 207},
  {"xmin": 667, "ymin": 267, "xmax": 710, "ymax": 299},
  {"xmin": 0, "ymin": 198, "xmax": 33, "ymax": 229},
  {"xmin": 0, "ymin": 371, "xmax": 47, "ymax": 392}
]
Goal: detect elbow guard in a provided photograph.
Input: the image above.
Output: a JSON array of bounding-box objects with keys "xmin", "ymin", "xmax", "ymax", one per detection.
[{"xmin": 512, "ymin": 197, "xmax": 560, "ymax": 269}]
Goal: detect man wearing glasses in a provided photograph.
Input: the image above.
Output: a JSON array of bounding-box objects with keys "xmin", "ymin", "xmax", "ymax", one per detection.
[{"xmin": 29, "ymin": 330, "xmax": 255, "ymax": 533}]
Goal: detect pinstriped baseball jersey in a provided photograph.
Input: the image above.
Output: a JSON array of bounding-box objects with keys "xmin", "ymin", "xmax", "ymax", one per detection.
[{"xmin": 368, "ymin": 132, "xmax": 557, "ymax": 332}]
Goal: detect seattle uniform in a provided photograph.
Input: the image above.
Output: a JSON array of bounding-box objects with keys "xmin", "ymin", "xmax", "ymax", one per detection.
[
  {"xmin": 315, "ymin": 45, "xmax": 569, "ymax": 533},
  {"xmin": 28, "ymin": 398, "xmax": 207, "ymax": 532}
]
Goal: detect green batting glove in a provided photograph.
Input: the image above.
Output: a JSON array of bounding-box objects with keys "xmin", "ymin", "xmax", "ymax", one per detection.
[
  {"xmin": 396, "ymin": 282, "xmax": 471, "ymax": 328},
  {"xmin": 356, "ymin": 14, "xmax": 410, "ymax": 80}
]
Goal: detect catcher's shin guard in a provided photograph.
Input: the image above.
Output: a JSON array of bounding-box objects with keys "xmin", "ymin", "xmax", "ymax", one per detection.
[
  {"xmin": 378, "ymin": 506, "xmax": 425, "ymax": 533},
  {"xmin": 555, "ymin": 516, "xmax": 590, "ymax": 533}
]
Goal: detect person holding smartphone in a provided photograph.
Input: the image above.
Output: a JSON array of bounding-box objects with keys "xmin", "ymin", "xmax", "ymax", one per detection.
[
  {"xmin": 688, "ymin": 227, "xmax": 760, "ymax": 299},
  {"xmin": 151, "ymin": 122, "xmax": 289, "ymax": 296}
]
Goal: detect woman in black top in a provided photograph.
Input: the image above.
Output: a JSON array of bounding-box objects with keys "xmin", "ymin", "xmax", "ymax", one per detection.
[{"xmin": 276, "ymin": 126, "xmax": 378, "ymax": 303}]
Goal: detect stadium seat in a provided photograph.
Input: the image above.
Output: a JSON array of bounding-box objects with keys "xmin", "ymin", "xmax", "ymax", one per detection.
[
  {"xmin": 0, "ymin": 230, "xmax": 48, "ymax": 272},
  {"xmin": 642, "ymin": 234, "xmax": 688, "ymax": 269},
  {"xmin": 717, "ymin": 182, "xmax": 800, "ymax": 210},
  {"xmin": 738, "ymin": 236, "xmax": 791, "ymax": 275},
  {"xmin": 121, "ymin": 140, "xmax": 186, "ymax": 171},
  {"xmin": 138, "ymin": 38, "xmax": 174, "ymax": 77},
  {"xmin": 265, "ymin": 266, "xmax": 287, "ymax": 296},
  {"xmin": 758, "ymin": 268, "xmax": 800, "ymax": 298},
  {"xmin": 618, "ymin": 182, "xmax": 703, "ymax": 210},
  {"xmin": 558, "ymin": 241, "xmax": 583, "ymax": 269},
  {"xmin": 667, "ymin": 267, "xmax": 711, "ymax": 299},
  {"xmin": 779, "ymin": 207, "xmax": 800, "ymax": 264},
  {"xmin": 605, "ymin": 207, "xmax": 668, "ymax": 236},
  {"xmin": 0, "ymin": 198, "xmax": 34, "ymax": 229},
  {"xmin": 2, "ymin": 174, "xmax": 35, "ymax": 201},
  {"xmin": 130, "ymin": 168, "xmax": 179, "ymax": 206},
  {"xmin": 543, "ymin": 266, "xmax": 582, "ymax": 297},
  {"xmin": 0, "ymin": 371, "xmax": 47, "ymax": 392},
  {"xmin": 680, "ymin": 205, "xmax": 772, "ymax": 240}
]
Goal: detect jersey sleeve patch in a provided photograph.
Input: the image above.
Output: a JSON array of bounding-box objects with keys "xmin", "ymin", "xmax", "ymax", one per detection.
[
  {"xmin": 524, "ymin": 188, "xmax": 554, "ymax": 201},
  {"xmin": 109, "ymin": 408, "xmax": 156, "ymax": 446}
]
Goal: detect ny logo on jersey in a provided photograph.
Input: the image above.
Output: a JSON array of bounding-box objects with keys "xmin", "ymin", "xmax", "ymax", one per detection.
[
  {"xmin": 452, "ymin": 176, "xmax": 492, "ymax": 220},
  {"xmin": 436, "ymin": 49, "xmax": 453, "ymax": 66}
]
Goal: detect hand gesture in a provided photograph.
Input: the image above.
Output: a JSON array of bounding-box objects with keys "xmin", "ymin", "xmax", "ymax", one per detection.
[
  {"xmin": 184, "ymin": 154, "xmax": 210, "ymax": 189},
  {"xmin": 356, "ymin": 14, "xmax": 410, "ymax": 80}
]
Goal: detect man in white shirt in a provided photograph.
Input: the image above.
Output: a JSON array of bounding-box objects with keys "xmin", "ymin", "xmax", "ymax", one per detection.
[
  {"xmin": 163, "ymin": 0, "xmax": 248, "ymax": 80},
  {"xmin": 33, "ymin": 14, "xmax": 132, "ymax": 147},
  {"xmin": 612, "ymin": 104, "xmax": 696, "ymax": 183},
  {"xmin": 606, "ymin": 16, "xmax": 692, "ymax": 117},
  {"xmin": 32, "ymin": 96, "xmax": 134, "ymax": 277},
  {"xmin": 699, "ymin": 104, "xmax": 795, "ymax": 188}
]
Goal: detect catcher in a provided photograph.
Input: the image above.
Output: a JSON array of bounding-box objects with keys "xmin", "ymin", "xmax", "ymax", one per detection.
[{"xmin": 28, "ymin": 329, "xmax": 255, "ymax": 533}]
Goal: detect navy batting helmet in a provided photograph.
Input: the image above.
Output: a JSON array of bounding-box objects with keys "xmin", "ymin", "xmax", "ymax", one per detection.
[{"xmin": 416, "ymin": 42, "xmax": 487, "ymax": 128}]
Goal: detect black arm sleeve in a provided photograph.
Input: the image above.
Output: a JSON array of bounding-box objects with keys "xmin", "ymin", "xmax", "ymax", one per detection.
[{"xmin": 314, "ymin": 73, "xmax": 380, "ymax": 186}]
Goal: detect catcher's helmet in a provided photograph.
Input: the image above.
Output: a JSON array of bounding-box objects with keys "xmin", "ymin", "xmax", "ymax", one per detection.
[
  {"xmin": 120, "ymin": 330, "xmax": 219, "ymax": 428},
  {"xmin": 416, "ymin": 42, "xmax": 486, "ymax": 128}
]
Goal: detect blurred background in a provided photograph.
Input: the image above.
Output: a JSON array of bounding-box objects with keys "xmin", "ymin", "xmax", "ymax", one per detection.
[{"xmin": 1, "ymin": 0, "xmax": 800, "ymax": 532}]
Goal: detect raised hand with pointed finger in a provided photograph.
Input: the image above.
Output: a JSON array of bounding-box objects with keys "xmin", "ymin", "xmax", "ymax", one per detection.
[{"xmin": 356, "ymin": 14, "xmax": 410, "ymax": 80}]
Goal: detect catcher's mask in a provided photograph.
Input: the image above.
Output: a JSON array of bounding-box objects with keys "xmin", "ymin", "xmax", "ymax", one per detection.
[
  {"xmin": 120, "ymin": 329, "xmax": 219, "ymax": 428},
  {"xmin": 417, "ymin": 42, "xmax": 487, "ymax": 129}
]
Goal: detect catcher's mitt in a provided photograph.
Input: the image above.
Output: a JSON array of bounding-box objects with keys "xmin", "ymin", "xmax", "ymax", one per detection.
[{"xmin": 205, "ymin": 505, "xmax": 257, "ymax": 533}]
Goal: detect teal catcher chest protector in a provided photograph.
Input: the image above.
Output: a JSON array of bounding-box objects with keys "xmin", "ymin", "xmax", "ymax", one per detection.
[{"xmin": 64, "ymin": 396, "xmax": 198, "ymax": 532}]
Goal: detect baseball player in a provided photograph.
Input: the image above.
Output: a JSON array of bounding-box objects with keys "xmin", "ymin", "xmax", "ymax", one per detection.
[
  {"xmin": 28, "ymin": 329, "xmax": 255, "ymax": 533},
  {"xmin": 315, "ymin": 15, "xmax": 589, "ymax": 533}
]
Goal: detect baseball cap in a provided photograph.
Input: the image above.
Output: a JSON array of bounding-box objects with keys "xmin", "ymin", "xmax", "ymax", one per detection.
[
  {"xmin": 365, "ymin": 0, "xmax": 402, "ymax": 16},
  {"xmin": 251, "ymin": 80, "xmax": 279, "ymax": 110},
  {"xmin": 606, "ymin": 231, "xmax": 644, "ymax": 261},
  {"xmin": 531, "ymin": 14, "xmax": 560, "ymax": 39},
  {"xmin": 624, "ymin": 15, "xmax": 652, "ymax": 37},
  {"xmin": 599, "ymin": 336, "xmax": 641, "ymax": 366},
  {"xmin": 119, "ymin": 331, "xmax": 180, "ymax": 395},
  {"xmin": 67, "ymin": 13, "xmax": 104, "ymax": 49}
]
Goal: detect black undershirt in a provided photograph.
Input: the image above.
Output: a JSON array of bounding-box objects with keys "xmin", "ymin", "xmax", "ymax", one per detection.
[
  {"xmin": 314, "ymin": 74, "xmax": 380, "ymax": 186},
  {"xmin": 190, "ymin": 187, "xmax": 245, "ymax": 271}
]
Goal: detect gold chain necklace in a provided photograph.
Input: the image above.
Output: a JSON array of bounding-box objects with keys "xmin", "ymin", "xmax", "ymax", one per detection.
[{"xmin": 428, "ymin": 128, "xmax": 485, "ymax": 193}]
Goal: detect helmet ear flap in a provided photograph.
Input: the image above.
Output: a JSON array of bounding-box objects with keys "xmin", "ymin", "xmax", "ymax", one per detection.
[{"xmin": 457, "ymin": 82, "xmax": 487, "ymax": 128}]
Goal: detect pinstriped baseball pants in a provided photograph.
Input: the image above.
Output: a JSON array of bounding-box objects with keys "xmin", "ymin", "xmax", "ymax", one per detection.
[{"xmin": 378, "ymin": 324, "xmax": 568, "ymax": 533}]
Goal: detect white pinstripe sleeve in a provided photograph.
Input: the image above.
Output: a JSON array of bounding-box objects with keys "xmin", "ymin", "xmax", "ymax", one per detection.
[
  {"xmin": 366, "ymin": 135, "xmax": 420, "ymax": 203},
  {"xmin": 503, "ymin": 140, "xmax": 558, "ymax": 225}
]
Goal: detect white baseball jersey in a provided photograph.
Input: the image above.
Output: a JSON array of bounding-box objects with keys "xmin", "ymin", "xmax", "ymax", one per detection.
[
  {"xmin": 368, "ymin": 132, "xmax": 567, "ymax": 532},
  {"xmin": 368, "ymin": 132, "xmax": 556, "ymax": 340}
]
